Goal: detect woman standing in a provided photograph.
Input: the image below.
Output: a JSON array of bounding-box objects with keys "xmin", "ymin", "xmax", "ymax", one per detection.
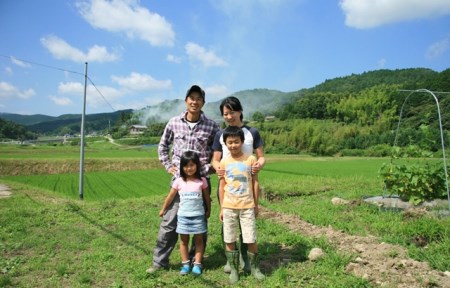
[{"xmin": 211, "ymin": 96, "xmax": 265, "ymax": 274}]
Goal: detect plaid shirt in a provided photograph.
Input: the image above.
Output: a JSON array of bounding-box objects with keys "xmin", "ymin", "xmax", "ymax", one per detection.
[{"xmin": 158, "ymin": 111, "xmax": 220, "ymax": 177}]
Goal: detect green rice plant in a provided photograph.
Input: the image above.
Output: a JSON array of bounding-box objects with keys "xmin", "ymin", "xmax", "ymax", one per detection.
[
  {"xmin": 0, "ymin": 187, "xmax": 371, "ymax": 287},
  {"xmin": 260, "ymin": 158, "xmax": 450, "ymax": 271},
  {"xmin": 0, "ymin": 154, "xmax": 449, "ymax": 286},
  {"xmin": 2, "ymin": 169, "xmax": 171, "ymax": 201},
  {"xmin": 0, "ymin": 142, "xmax": 158, "ymax": 159}
]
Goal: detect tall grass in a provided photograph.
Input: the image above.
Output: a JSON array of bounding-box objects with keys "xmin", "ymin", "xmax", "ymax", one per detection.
[
  {"xmin": 0, "ymin": 145, "xmax": 449, "ymax": 287},
  {"xmin": 0, "ymin": 183, "xmax": 372, "ymax": 287},
  {"xmin": 2, "ymin": 170, "xmax": 170, "ymax": 201},
  {"xmin": 260, "ymin": 159, "xmax": 450, "ymax": 272}
]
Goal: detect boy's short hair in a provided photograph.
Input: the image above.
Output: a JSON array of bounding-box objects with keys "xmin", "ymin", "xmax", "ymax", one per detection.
[
  {"xmin": 185, "ymin": 85, "xmax": 205, "ymax": 101},
  {"xmin": 222, "ymin": 126, "xmax": 245, "ymax": 143}
]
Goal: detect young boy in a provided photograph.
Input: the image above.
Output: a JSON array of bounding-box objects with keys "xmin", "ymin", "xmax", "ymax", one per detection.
[{"xmin": 218, "ymin": 126, "xmax": 265, "ymax": 284}]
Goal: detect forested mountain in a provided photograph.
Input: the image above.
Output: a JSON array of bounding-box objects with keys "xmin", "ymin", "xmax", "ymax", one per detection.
[
  {"xmin": 0, "ymin": 110, "xmax": 132, "ymax": 136},
  {"xmin": 264, "ymin": 68, "xmax": 450, "ymax": 155},
  {"xmin": 134, "ymin": 88, "xmax": 295, "ymax": 124},
  {"xmin": 311, "ymin": 68, "xmax": 438, "ymax": 93},
  {"xmin": 0, "ymin": 118, "xmax": 37, "ymax": 141},
  {"xmin": 0, "ymin": 113, "xmax": 56, "ymax": 126},
  {"xmin": 27, "ymin": 110, "xmax": 133, "ymax": 135},
  {"xmin": 1, "ymin": 68, "xmax": 448, "ymax": 156}
]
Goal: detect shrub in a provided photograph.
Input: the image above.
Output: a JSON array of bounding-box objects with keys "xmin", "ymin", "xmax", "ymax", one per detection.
[{"xmin": 379, "ymin": 146, "xmax": 449, "ymax": 205}]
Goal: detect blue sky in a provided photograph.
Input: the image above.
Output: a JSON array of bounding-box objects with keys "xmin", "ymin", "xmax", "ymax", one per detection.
[{"xmin": 1, "ymin": 0, "xmax": 450, "ymax": 116}]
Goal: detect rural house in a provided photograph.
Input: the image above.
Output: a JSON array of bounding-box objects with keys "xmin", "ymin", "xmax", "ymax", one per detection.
[{"xmin": 129, "ymin": 125, "xmax": 147, "ymax": 135}]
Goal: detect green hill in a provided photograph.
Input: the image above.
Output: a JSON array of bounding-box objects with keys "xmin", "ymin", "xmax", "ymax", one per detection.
[
  {"xmin": 1, "ymin": 67, "xmax": 448, "ymax": 140},
  {"xmin": 135, "ymin": 88, "xmax": 293, "ymax": 124},
  {"xmin": 0, "ymin": 113, "xmax": 56, "ymax": 126}
]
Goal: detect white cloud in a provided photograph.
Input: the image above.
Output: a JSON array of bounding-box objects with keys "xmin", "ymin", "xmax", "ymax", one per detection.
[
  {"xmin": 115, "ymin": 96, "xmax": 162, "ymax": 111},
  {"xmin": 340, "ymin": 0, "xmax": 450, "ymax": 29},
  {"xmin": 111, "ymin": 72, "xmax": 172, "ymax": 90},
  {"xmin": 76, "ymin": 0, "xmax": 175, "ymax": 47},
  {"xmin": 41, "ymin": 35, "xmax": 119, "ymax": 63},
  {"xmin": 204, "ymin": 84, "xmax": 229, "ymax": 101},
  {"xmin": 0, "ymin": 81, "xmax": 35, "ymax": 99},
  {"xmin": 0, "ymin": 82, "xmax": 16, "ymax": 98},
  {"xmin": 58, "ymin": 82, "xmax": 85, "ymax": 94},
  {"xmin": 85, "ymin": 85, "xmax": 124, "ymax": 108},
  {"xmin": 86, "ymin": 45, "xmax": 120, "ymax": 62},
  {"xmin": 18, "ymin": 89, "xmax": 35, "ymax": 99},
  {"xmin": 11, "ymin": 57, "xmax": 31, "ymax": 68},
  {"xmin": 49, "ymin": 96, "xmax": 73, "ymax": 106},
  {"xmin": 377, "ymin": 58, "xmax": 387, "ymax": 69},
  {"xmin": 213, "ymin": 0, "xmax": 286, "ymax": 19},
  {"xmin": 166, "ymin": 54, "xmax": 182, "ymax": 64},
  {"xmin": 185, "ymin": 42, "xmax": 228, "ymax": 68},
  {"xmin": 4, "ymin": 67, "xmax": 13, "ymax": 76},
  {"xmin": 57, "ymin": 81, "xmax": 125, "ymax": 109},
  {"xmin": 426, "ymin": 36, "xmax": 450, "ymax": 59}
]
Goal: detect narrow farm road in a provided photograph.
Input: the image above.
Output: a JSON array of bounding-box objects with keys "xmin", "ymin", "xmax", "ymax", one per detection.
[
  {"xmin": 0, "ymin": 184, "xmax": 12, "ymax": 198},
  {"xmin": 259, "ymin": 206, "xmax": 450, "ymax": 288},
  {"xmin": 105, "ymin": 135, "xmax": 121, "ymax": 146}
]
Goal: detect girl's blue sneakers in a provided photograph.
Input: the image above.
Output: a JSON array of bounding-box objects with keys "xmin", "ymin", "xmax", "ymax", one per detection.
[
  {"xmin": 179, "ymin": 261, "xmax": 202, "ymax": 276},
  {"xmin": 180, "ymin": 264, "xmax": 190, "ymax": 275},
  {"xmin": 192, "ymin": 263, "xmax": 202, "ymax": 276}
]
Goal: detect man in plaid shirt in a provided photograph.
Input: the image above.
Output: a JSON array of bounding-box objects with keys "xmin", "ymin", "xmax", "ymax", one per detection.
[{"xmin": 147, "ymin": 84, "xmax": 220, "ymax": 273}]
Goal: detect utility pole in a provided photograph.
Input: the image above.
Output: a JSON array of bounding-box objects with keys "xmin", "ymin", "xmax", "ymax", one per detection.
[{"xmin": 79, "ymin": 62, "xmax": 88, "ymax": 200}]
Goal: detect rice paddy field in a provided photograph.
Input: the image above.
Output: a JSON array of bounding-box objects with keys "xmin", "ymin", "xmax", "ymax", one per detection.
[{"xmin": 0, "ymin": 142, "xmax": 449, "ymax": 287}]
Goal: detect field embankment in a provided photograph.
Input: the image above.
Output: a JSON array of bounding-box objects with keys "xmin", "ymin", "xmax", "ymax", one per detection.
[
  {"xmin": 1, "ymin": 144, "xmax": 449, "ymax": 287},
  {"xmin": 0, "ymin": 158, "xmax": 161, "ymax": 176}
]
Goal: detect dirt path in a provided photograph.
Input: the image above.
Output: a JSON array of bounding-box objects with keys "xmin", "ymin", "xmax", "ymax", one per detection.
[
  {"xmin": 105, "ymin": 135, "xmax": 122, "ymax": 146},
  {"xmin": 0, "ymin": 184, "xmax": 12, "ymax": 198},
  {"xmin": 259, "ymin": 206, "xmax": 450, "ymax": 288},
  {"xmin": 1, "ymin": 183, "xmax": 447, "ymax": 286}
]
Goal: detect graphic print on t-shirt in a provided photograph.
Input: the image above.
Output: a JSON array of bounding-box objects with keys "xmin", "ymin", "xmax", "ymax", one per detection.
[{"xmin": 225, "ymin": 162, "xmax": 249, "ymax": 195}]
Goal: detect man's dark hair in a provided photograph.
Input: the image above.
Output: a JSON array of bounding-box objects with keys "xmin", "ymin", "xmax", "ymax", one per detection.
[
  {"xmin": 185, "ymin": 85, "xmax": 205, "ymax": 101},
  {"xmin": 222, "ymin": 126, "xmax": 245, "ymax": 143}
]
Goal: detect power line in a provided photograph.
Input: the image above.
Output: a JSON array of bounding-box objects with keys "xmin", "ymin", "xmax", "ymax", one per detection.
[
  {"xmin": 0, "ymin": 54, "xmax": 116, "ymax": 112},
  {"xmin": 0, "ymin": 54, "xmax": 84, "ymax": 76},
  {"xmin": 86, "ymin": 77, "xmax": 116, "ymax": 112}
]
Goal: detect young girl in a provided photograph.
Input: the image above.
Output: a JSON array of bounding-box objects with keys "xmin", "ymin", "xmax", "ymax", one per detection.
[{"xmin": 159, "ymin": 150, "xmax": 212, "ymax": 276}]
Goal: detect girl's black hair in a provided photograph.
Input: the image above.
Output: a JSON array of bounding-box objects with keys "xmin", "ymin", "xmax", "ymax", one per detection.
[
  {"xmin": 222, "ymin": 126, "xmax": 245, "ymax": 143},
  {"xmin": 220, "ymin": 96, "xmax": 244, "ymax": 121},
  {"xmin": 179, "ymin": 150, "xmax": 202, "ymax": 181}
]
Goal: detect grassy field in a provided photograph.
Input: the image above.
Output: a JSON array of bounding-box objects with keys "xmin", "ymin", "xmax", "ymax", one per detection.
[{"xmin": 0, "ymin": 144, "xmax": 449, "ymax": 287}]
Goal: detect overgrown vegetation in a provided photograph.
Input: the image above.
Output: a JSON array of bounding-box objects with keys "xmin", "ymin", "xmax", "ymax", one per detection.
[
  {"xmin": 0, "ymin": 147, "xmax": 448, "ymax": 287},
  {"xmin": 0, "ymin": 118, "xmax": 37, "ymax": 142},
  {"xmin": 267, "ymin": 68, "xmax": 450, "ymax": 156},
  {"xmin": 379, "ymin": 145, "xmax": 449, "ymax": 205},
  {"xmin": 1, "ymin": 68, "xmax": 449, "ymax": 157}
]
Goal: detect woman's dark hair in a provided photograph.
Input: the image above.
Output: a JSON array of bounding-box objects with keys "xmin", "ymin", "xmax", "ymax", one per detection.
[
  {"xmin": 220, "ymin": 96, "xmax": 244, "ymax": 121},
  {"xmin": 222, "ymin": 126, "xmax": 245, "ymax": 143},
  {"xmin": 179, "ymin": 150, "xmax": 202, "ymax": 181}
]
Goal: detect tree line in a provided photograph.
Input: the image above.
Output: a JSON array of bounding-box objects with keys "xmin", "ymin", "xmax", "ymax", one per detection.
[
  {"xmin": 0, "ymin": 118, "xmax": 38, "ymax": 142},
  {"xmin": 1, "ymin": 68, "xmax": 449, "ymax": 156},
  {"xmin": 259, "ymin": 68, "xmax": 450, "ymax": 155}
]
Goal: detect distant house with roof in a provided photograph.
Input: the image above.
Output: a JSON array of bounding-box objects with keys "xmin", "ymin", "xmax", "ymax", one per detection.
[{"xmin": 129, "ymin": 125, "xmax": 147, "ymax": 135}]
